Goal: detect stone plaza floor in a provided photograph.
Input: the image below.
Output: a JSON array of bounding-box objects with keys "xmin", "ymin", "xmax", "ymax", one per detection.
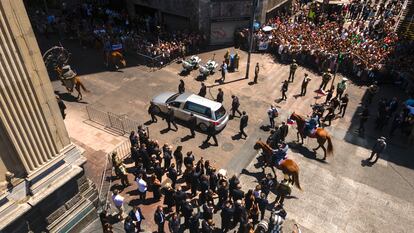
[{"xmin": 41, "ymin": 36, "xmax": 414, "ymax": 233}]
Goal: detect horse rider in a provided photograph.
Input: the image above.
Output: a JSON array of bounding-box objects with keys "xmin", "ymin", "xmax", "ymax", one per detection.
[
  {"xmin": 311, "ymin": 104, "xmax": 324, "ymax": 125},
  {"xmin": 304, "ymin": 115, "xmax": 319, "ymax": 138},
  {"xmin": 272, "ymin": 142, "xmax": 289, "ymax": 166}
]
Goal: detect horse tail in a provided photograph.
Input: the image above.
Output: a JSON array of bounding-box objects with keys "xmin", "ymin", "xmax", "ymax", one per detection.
[
  {"xmin": 326, "ymin": 134, "xmax": 333, "ymax": 156},
  {"xmin": 75, "ymin": 78, "xmax": 90, "ymax": 93},
  {"xmin": 293, "ymin": 170, "xmax": 302, "ymax": 190}
]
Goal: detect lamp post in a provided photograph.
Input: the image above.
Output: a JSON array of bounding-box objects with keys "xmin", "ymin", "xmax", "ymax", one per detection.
[
  {"xmin": 245, "ymin": 0, "xmax": 259, "ymax": 79},
  {"xmin": 330, "ymin": 50, "xmax": 341, "ymax": 90}
]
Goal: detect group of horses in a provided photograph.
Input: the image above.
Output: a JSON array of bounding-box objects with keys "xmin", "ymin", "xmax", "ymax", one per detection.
[{"xmin": 253, "ymin": 112, "xmax": 334, "ymax": 191}]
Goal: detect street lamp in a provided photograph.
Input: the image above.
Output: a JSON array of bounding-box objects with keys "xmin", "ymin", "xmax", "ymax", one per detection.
[{"xmin": 245, "ymin": 0, "xmax": 259, "ymax": 79}]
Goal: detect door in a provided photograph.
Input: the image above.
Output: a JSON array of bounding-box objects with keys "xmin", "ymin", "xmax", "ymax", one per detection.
[{"xmin": 169, "ymin": 101, "xmax": 188, "ymax": 120}]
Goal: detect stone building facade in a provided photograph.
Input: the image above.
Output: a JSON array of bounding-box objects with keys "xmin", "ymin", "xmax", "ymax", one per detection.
[
  {"xmin": 126, "ymin": 0, "xmax": 291, "ymax": 44},
  {"xmin": 0, "ymin": 0, "xmax": 98, "ymax": 232}
]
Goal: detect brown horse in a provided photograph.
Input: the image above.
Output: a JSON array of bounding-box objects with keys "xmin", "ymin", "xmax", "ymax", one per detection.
[
  {"xmin": 253, "ymin": 140, "xmax": 302, "ymax": 190},
  {"xmin": 289, "ymin": 112, "xmax": 333, "ymax": 160},
  {"xmin": 55, "ymin": 66, "xmax": 89, "ymax": 100},
  {"xmin": 110, "ymin": 51, "xmax": 126, "ymax": 70}
]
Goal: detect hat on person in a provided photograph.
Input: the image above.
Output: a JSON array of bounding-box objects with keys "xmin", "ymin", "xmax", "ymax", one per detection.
[
  {"xmin": 379, "ymin": 136, "xmax": 386, "ymax": 141},
  {"xmin": 342, "ymin": 78, "xmax": 348, "ymax": 82}
]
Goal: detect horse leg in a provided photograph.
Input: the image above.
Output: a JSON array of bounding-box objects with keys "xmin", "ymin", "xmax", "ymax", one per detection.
[
  {"xmin": 271, "ymin": 166, "xmax": 277, "ymax": 180},
  {"xmin": 76, "ymin": 85, "xmax": 82, "ymax": 100},
  {"xmin": 312, "ymin": 145, "xmax": 320, "ymax": 152},
  {"xmin": 321, "ymin": 144, "xmax": 327, "ymax": 160}
]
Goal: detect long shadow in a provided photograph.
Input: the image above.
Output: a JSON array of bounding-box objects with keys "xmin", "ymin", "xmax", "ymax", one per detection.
[
  {"xmin": 240, "ymin": 168, "xmax": 265, "ymax": 182},
  {"xmin": 344, "ymin": 84, "xmax": 414, "ymax": 170},
  {"xmin": 207, "ymin": 77, "xmax": 247, "ymax": 88},
  {"xmin": 287, "ymin": 142, "xmax": 327, "ymax": 164}
]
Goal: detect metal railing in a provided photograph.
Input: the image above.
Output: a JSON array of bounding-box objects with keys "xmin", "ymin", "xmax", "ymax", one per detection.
[
  {"xmin": 97, "ymin": 139, "xmax": 132, "ymax": 211},
  {"xmin": 86, "ymin": 105, "xmax": 141, "ymax": 136}
]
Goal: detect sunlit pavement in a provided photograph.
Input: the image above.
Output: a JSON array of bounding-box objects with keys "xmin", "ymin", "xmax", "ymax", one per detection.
[{"xmin": 43, "ymin": 37, "xmax": 414, "ymax": 232}]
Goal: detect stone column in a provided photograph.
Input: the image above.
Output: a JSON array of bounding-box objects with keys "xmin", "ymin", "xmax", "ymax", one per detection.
[
  {"xmin": 0, "ymin": 0, "xmax": 70, "ymax": 178},
  {"xmin": 0, "ymin": 1, "xmax": 99, "ymax": 232}
]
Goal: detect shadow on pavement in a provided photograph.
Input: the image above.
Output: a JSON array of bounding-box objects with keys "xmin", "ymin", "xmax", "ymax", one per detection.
[
  {"xmin": 288, "ymin": 142, "xmax": 327, "ymax": 164},
  {"xmin": 344, "ymin": 84, "xmax": 414, "ymax": 170}
]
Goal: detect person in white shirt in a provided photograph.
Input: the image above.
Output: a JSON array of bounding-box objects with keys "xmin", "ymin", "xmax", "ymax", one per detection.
[
  {"xmin": 112, "ymin": 189, "xmax": 125, "ymax": 219},
  {"xmin": 136, "ymin": 174, "xmax": 147, "ymax": 200},
  {"xmin": 267, "ymin": 105, "xmax": 278, "ymax": 128}
]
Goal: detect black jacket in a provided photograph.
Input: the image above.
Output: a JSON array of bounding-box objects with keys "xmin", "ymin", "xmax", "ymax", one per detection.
[
  {"xmin": 232, "ymin": 189, "xmax": 245, "ymax": 201},
  {"xmin": 232, "ymin": 97, "xmax": 240, "ymax": 109},
  {"xmin": 128, "ymin": 207, "xmax": 145, "ymax": 222},
  {"xmin": 240, "ymin": 115, "xmax": 249, "ymax": 128},
  {"xmin": 184, "ymin": 155, "xmax": 195, "ymax": 166},
  {"xmin": 167, "ymin": 167, "xmax": 178, "ymax": 181},
  {"xmin": 174, "ymin": 190, "xmax": 186, "ymax": 206},
  {"xmin": 279, "ymin": 124, "xmax": 289, "ymax": 138},
  {"xmin": 198, "ymin": 85, "xmax": 207, "ymax": 97},
  {"xmin": 188, "ymin": 115, "xmax": 197, "ymax": 128},
  {"xmin": 201, "ymin": 220, "xmax": 214, "ymax": 233},
  {"xmin": 189, "ymin": 212, "xmax": 201, "ymax": 233},
  {"xmin": 182, "ymin": 201, "xmax": 194, "ymax": 218},
  {"xmin": 167, "ymin": 108, "xmax": 175, "ymax": 121},
  {"xmin": 207, "ymin": 124, "xmax": 216, "ymax": 135},
  {"xmin": 216, "ymin": 91, "xmax": 224, "ymax": 103},
  {"xmin": 221, "ymin": 205, "xmax": 234, "ymax": 223},
  {"xmin": 154, "ymin": 210, "xmax": 165, "ymax": 224}
]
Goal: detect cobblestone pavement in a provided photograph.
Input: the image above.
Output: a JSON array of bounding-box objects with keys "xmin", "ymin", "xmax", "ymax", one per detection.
[{"xmin": 43, "ymin": 36, "xmax": 414, "ymax": 233}]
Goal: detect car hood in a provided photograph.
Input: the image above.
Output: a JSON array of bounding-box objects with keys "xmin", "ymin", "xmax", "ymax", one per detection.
[{"xmin": 151, "ymin": 91, "xmax": 177, "ymax": 104}]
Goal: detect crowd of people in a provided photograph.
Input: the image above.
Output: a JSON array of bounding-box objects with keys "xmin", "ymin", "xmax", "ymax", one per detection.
[
  {"xmin": 28, "ymin": 2, "xmax": 206, "ymax": 66},
  {"xmin": 236, "ymin": 0, "xmax": 411, "ymax": 85},
  {"xmin": 101, "ymin": 125, "xmax": 297, "ymax": 233}
]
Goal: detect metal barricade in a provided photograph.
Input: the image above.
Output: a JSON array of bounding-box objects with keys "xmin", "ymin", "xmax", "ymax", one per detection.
[
  {"xmin": 86, "ymin": 105, "xmax": 141, "ymax": 135},
  {"xmin": 86, "ymin": 105, "xmax": 110, "ymax": 127},
  {"xmin": 97, "ymin": 139, "xmax": 132, "ymax": 211}
]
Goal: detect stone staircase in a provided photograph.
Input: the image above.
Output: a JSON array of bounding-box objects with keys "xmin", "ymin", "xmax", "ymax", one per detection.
[{"xmin": 397, "ymin": 0, "xmax": 414, "ymax": 39}]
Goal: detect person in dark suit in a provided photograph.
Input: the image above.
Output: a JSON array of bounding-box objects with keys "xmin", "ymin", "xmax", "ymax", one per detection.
[
  {"xmin": 167, "ymin": 163, "xmax": 178, "ymax": 188},
  {"xmin": 281, "ymin": 80, "xmax": 289, "ymax": 100},
  {"xmin": 174, "ymin": 186, "xmax": 186, "ymax": 214},
  {"xmin": 128, "ymin": 205, "xmax": 145, "ymax": 232},
  {"xmin": 154, "ymin": 205, "xmax": 165, "ymax": 233},
  {"xmin": 178, "ymin": 79, "xmax": 185, "ymax": 93},
  {"xmin": 124, "ymin": 216, "xmax": 135, "ymax": 233},
  {"xmin": 168, "ymin": 212, "xmax": 180, "ymax": 233},
  {"xmin": 239, "ymin": 111, "xmax": 248, "ymax": 139},
  {"xmin": 182, "ymin": 199, "xmax": 194, "ymax": 228},
  {"xmin": 188, "ymin": 113, "xmax": 197, "ymax": 137},
  {"xmin": 221, "ymin": 200, "xmax": 234, "ymax": 232},
  {"xmin": 173, "ymin": 146, "xmax": 183, "ymax": 175},
  {"xmin": 189, "ymin": 208, "xmax": 202, "ymax": 233},
  {"xmin": 148, "ymin": 103, "xmax": 158, "ymax": 123},
  {"xmin": 216, "ymin": 88, "xmax": 224, "ymax": 103},
  {"xmin": 231, "ymin": 95, "xmax": 242, "ymax": 117},
  {"xmin": 203, "ymin": 122, "xmax": 218, "ymax": 146},
  {"xmin": 166, "ymin": 106, "xmax": 178, "ymax": 131},
  {"xmin": 198, "ymin": 82, "xmax": 207, "ymax": 97},
  {"xmin": 257, "ymin": 192, "xmax": 269, "ymax": 220},
  {"xmin": 254, "ymin": 62, "xmax": 260, "ymax": 83},
  {"xmin": 279, "ymin": 121, "xmax": 289, "ymax": 142},
  {"xmin": 232, "ymin": 184, "xmax": 245, "ymax": 202},
  {"xmin": 201, "ymin": 219, "xmax": 215, "ymax": 233},
  {"xmin": 233, "ymin": 200, "xmax": 247, "ymax": 229}
]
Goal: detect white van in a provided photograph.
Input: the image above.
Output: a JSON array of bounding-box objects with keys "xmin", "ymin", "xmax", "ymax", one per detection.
[{"xmin": 150, "ymin": 92, "xmax": 229, "ymax": 131}]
